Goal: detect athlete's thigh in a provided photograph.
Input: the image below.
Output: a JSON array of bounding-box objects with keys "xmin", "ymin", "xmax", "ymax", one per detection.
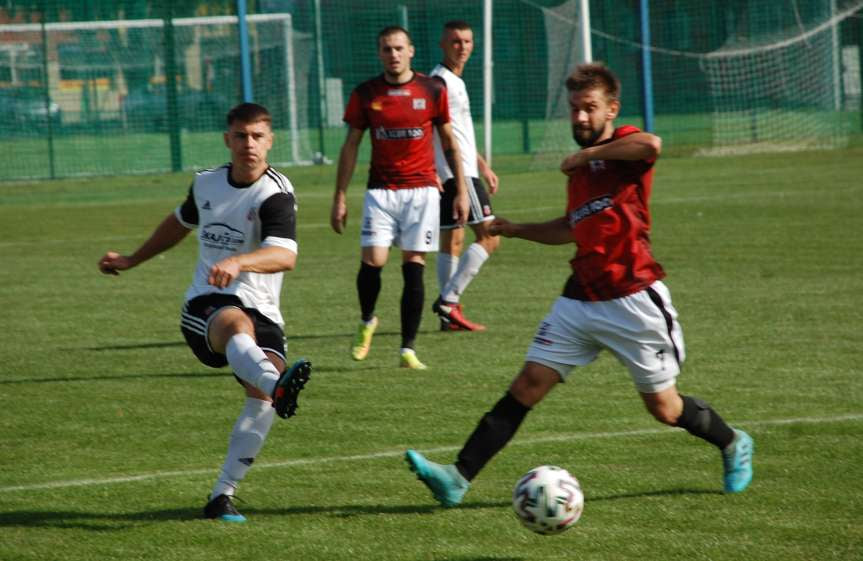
[
  {"xmin": 524, "ymin": 296, "xmax": 602, "ymax": 380},
  {"xmin": 589, "ymin": 282, "xmax": 685, "ymax": 393},
  {"xmin": 249, "ymin": 309, "xmax": 287, "ymax": 370},
  {"xmin": 439, "ymin": 178, "xmax": 459, "ymax": 230},
  {"xmin": 360, "ymin": 189, "xmax": 398, "ymax": 248},
  {"xmin": 398, "ymin": 186, "xmax": 439, "ymax": 252},
  {"xmin": 509, "ymin": 361, "xmax": 563, "ymax": 407},
  {"xmin": 180, "ymin": 293, "xmax": 246, "ymax": 368}
]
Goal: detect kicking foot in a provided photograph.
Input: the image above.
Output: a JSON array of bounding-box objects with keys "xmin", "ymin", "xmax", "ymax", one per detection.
[
  {"xmin": 722, "ymin": 429, "xmax": 754, "ymax": 493},
  {"xmin": 351, "ymin": 317, "xmax": 378, "ymax": 361},
  {"xmin": 405, "ymin": 449, "xmax": 470, "ymax": 507},
  {"xmin": 203, "ymin": 494, "xmax": 246, "ymax": 523},
  {"xmin": 272, "ymin": 359, "xmax": 312, "ymax": 419}
]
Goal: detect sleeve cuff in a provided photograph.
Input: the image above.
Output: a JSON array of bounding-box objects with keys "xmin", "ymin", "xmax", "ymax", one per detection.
[
  {"xmin": 262, "ymin": 236, "xmax": 298, "ymax": 255},
  {"xmin": 173, "ymin": 207, "xmax": 196, "ymax": 230}
]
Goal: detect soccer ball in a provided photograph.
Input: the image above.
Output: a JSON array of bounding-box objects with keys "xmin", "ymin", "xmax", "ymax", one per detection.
[{"xmin": 512, "ymin": 465, "xmax": 584, "ymax": 535}]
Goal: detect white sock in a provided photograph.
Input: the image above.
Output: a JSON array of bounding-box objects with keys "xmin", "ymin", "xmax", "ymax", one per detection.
[
  {"xmin": 211, "ymin": 397, "xmax": 276, "ymax": 499},
  {"xmin": 442, "ymin": 243, "xmax": 489, "ymax": 303},
  {"xmin": 437, "ymin": 252, "xmax": 459, "ymax": 299},
  {"xmin": 224, "ymin": 333, "xmax": 280, "ymax": 396}
]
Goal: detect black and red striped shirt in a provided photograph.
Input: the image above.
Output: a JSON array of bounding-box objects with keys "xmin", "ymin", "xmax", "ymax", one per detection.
[
  {"xmin": 563, "ymin": 125, "xmax": 666, "ymax": 301},
  {"xmin": 343, "ymin": 72, "xmax": 449, "ymax": 189}
]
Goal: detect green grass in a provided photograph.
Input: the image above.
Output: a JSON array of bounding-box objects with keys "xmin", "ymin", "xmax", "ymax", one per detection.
[{"xmin": 1, "ymin": 147, "xmax": 862, "ymax": 560}]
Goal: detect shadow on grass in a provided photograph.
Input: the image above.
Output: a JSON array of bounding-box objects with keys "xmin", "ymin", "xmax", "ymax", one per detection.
[
  {"xmin": 0, "ymin": 489, "xmax": 719, "ymax": 531},
  {"xmin": 588, "ymin": 487, "xmax": 723, "ymax": 500},
  {"xmin": 0, "ymin": 371, "xmax": 223, "ymax": 385},
  {"xmin": 78, "ymin": 329, "xmax": 405, "ymax": 353},
  {"xmin": 0, "ymin": 501, "xmax": 494, "ymax": 531}
]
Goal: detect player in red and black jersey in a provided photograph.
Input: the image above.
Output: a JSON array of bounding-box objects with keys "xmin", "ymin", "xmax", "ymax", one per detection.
[
  {"xmin": 406, "ymin": 64, "xmax": 754, "ymax": 505},
  {"xmin": 331, "ymin": 26, "xmax": 469, "ymax": 369}
]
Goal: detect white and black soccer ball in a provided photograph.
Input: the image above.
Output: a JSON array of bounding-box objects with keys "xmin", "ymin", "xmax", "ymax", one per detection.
[{"xmin": 512, "ymin": 465, "xmax": 584, "ymax": 535}]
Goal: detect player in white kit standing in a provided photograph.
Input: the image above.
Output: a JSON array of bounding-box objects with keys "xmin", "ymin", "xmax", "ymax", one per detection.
[{"xmin": 430, "ymin": 20, "xmax": 500, "ymax": 332}]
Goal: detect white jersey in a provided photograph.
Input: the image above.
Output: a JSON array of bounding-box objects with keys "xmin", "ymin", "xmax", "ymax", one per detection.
[
  {"xmin": 431, "ymin": 64, "xmax": 479, "ymax": 181},
  {"xmin": 174, "ymin": 165, "xmax": 298, "ymax": 327}
]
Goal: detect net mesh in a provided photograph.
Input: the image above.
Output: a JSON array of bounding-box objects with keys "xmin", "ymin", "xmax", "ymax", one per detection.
[{"xmin": 1, "ymin": 0, "xmax": 862, "ymax": 180}]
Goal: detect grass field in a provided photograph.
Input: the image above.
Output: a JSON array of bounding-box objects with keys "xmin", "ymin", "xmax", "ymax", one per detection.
[{"xmin": 1, "ymin": 147, "xmax": 862, "ymax": 561}]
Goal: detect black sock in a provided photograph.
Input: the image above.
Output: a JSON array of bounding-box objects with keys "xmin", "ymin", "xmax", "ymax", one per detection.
[
  {"xmin": 400, "ymin": 262, "xmax": 424, "ymax": 349},
  {"xmin": 455, "ymin": 392, "xmax": 531, "ymax": 481},
  {"xmin": 357, "ymin": 262, "xmax": 382, "ymax": 322},
  {"xmin": 676, "ymin": 394, "xmax": 735, "ymax": 449}
]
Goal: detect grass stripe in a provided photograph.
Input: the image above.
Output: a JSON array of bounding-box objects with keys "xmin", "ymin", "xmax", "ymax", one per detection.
[{"xmin": 3, "ymin": 412, "xmax": 859, "ymax": 494}]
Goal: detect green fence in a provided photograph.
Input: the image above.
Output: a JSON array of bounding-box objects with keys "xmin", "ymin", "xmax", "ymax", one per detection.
[{"xmin": 1, "ymin": 0, "xmax": 862, "ymax": 180}]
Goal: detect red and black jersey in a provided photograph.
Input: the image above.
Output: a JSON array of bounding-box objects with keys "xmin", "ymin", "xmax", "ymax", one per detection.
[
  {"xmin": 563, "ymin": 125, "xmax": 666, "ymax": 301},
  {"xmin": 343, "ymin": 72, "xmax": 449, "ymax": 189}
]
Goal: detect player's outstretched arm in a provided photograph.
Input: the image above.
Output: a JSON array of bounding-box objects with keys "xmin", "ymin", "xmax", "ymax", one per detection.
[
  {"xmin": 98, "ymin": 213, "xmax": 191, "ymax": 275},
  {"xmin": 489, "ymin": 216, "xmax": 571, "ymax": 245},
  {"xmin": 208, "ymin": 247, "xmax": 296, "ymax": 289},
  {"xmin": 331, "ymin": 127, "xmax": 364, "ymax": 234},
  {"xmin": 561, "ymin": 132, "xmax": 662, "ymax": 176}
]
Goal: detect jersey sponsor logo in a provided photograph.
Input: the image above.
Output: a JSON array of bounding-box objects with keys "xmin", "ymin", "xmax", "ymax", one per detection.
[
  {"xmin": 201, "ymin": 222, "xmax": 245, "ymax": 252},
  {"xmin": 568, "ymin": 195, "xmax": 613, "ymax": 226},
  {"xmin": 412, "ymin": 98, "xmax": 426, "ymax": 110},
  {"xmin": 373, "ymin": 126, "xmax": 424, "ymax": 140},
  {"xmin": 387, "ymin": 89, "xmax": 410, "ymax": 96}
]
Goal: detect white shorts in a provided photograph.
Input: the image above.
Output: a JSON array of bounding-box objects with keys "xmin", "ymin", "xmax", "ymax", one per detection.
[
  {"xmin": 525, "ymin": 281, "xmax": 686, "ymax": 393},
  {"xmin": 360, "ymin": 187, "xmax": 440, "ymax": 252}
]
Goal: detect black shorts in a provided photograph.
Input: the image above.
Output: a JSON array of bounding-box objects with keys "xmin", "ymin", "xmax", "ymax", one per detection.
[
  {"xmin": 440, "ymin": 177, "xmax": 494, "ymax": 229},
  {"xmin": 180, "ymin": 293, "xmax": 286, "ymax": 369}
]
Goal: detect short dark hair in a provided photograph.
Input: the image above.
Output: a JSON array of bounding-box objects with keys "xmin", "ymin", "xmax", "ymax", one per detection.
[
  {"xmin": 378, "ymin": 25, "xmax": 412, "ymax": 46},
  {"xmin": 565, "ymin": 63, "xmax": 621, "ymax": 102},
  {"xmin": 443, "ymin": 20, "xmax": 471, "ymax": 32},
  {"xmin": 226, "ymin": 102, "xmax": 271, "ymax": 127}
]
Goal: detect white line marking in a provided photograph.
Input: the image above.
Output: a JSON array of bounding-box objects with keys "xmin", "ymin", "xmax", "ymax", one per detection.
[{"xmin": 2, "ymin": 413, "xmax": 860, "ymax": 493}]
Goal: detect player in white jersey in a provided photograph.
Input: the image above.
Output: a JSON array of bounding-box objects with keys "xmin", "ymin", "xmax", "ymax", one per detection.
[
  {"xmin": 431, "ymin": 20, "xmax": 501, "ymax": 332},
  {"xmin": 98, "ymin": 103, "xmax": 311, "ymax": 523}
]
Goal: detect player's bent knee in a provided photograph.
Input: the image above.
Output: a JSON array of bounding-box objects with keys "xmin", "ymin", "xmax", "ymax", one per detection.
[
  {"xmin": 641, "ymin": 391, "xmax": 684, "ymax": 426},
  {"xmin": 479, "ymin": 234, "xmax": 500, "ymax": 253},
  {"xmin": 509, "ymin": 362, "xmax": 561, "ymax": 407},
  {"xmin": 208, "ymin": 306, "xmax": 255, "ymax": 353},
  {"xmin": 648, "ymin": 407, "xmax": 679, "ymax": 426}
]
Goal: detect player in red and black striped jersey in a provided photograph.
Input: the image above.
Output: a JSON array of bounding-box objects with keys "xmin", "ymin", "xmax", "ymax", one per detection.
[
  {"xmin": 331, "ymin": 26, "xmax": 469, "ymax": 370},
  {"xmin": 406, "ymin": 64, "xmax": 753, "ymax": 505}
]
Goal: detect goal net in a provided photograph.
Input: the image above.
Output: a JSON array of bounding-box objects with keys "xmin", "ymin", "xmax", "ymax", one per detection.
[
  {"xmin": 530, "ymin": 0, "xmax": 863, "ymax": 163},
  {"xmin": 696, "ymin": 1, "xmax": 862, "ymax": 155},
  {"xmin": 0, "ymin": 13, "xmax": 314, "ymax": 178}
]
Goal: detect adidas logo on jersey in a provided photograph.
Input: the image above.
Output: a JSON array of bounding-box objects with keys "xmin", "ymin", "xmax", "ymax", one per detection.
[{"xmin": 202, "ymin": 200, "xmax": 212, "ymax": 210}]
